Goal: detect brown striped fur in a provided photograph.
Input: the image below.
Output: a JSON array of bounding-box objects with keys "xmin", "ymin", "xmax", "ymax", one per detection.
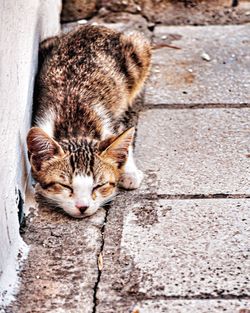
[{"xmin": 27, "ymin": 25, "xmax": 151, "ymax": 218}]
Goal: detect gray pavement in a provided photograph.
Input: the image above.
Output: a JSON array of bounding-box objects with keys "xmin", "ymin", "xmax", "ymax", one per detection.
[
  {"xmin": 131, "ymin": 300, "xmax": 250, "ymax": 313},
  {"xmin": 136, "ymin": 108, "xmax": 250, "ymax": 195},
  {"xmin": 147, "ymin": 25, "xmax": 250, "ymax": 107},
  {"xmin": 7, "ymin": 206, "xmax": 105, "ymax": 313},
  {"xmin": 95, "ymin": 25, "xmax": 250, "ymax": 313},
  {"xmin": 96, "ymin": 197, "xmax": 250, "ymax": 312},
  {"xmin": 7, "ymin": 24, "xmax": 250, "ymax": 313}
]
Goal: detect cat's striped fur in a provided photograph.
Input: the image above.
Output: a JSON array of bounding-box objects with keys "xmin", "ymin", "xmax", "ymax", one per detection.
[{"xmin": 27, "ymin": 25, "xmax": 151, "ymax": 218}]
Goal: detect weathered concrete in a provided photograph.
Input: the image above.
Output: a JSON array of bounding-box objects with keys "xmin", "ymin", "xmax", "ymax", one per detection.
[
  {"xmin": 61, "ymin": 0, "xmax": 97, "ymax": 22},
  {"xmin": 96, "ymin": 196, "xmax": 250, "ymax": 312},
  {"xmin": 96, "ymin": 299, "xmax": 250, "ymax": 313},
  {"xmin": 146, "ymin": 25, "xmax": 250, "ymax": 106},
  {"xmin": 61, "ymin": 13, "xmax": 151, "ymax": 38},
  {"xmin": 0, "ymin": 0, "xmax": 61, "ymax": 307},
  {"xmin": 6, "ymin": 206, "xmax": 105, "ymax": 313},
  {"xmin": 134, "ymin": 299, "xmax": 250, "ymax": 313},
  {"xmin": 61, "ymin": 0, "xmax": 250, "ymax": 25},
  {"xmin": 5, "ymin": 12, "xmax": 250, "ymax": 313},
  {"xmin": 62, "ymin": 0, "xmax": 232, "ymax": 20},
  {"xmin": 135, "ymin": 108, "xmax": 250, "ymax": 195}
]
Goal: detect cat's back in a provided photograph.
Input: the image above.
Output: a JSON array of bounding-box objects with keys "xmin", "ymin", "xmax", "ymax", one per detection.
[
  {"xmin": 43, "ymin": 25, "xmax": 122, "ymax": 79},
  {"xmin": 34, "ymin": 25, "xmax": 151, "ymax": 139},
  {"xmin": 38, "ymin": 25, "xmax": 150, "ymax": 102}
]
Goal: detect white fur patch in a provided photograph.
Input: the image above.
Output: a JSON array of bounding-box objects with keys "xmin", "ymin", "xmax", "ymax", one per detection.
[
  {"xmin": 93, "ymin": 103, "xmax": 113, "ymax": 139},
  {"xmin": 119, "ymin": 146, "xmax": 143, "ymax": 189},
  {"xmin": 72, "ymin": 174, "xmax": 94, "ymax": 207},
  {"xmin": 36, "ymin": 110, "xmax": 55, "ymax": 137},
  {"xmin": 124, "ymin": 146, "xmax": 138, "ymax": 173}
]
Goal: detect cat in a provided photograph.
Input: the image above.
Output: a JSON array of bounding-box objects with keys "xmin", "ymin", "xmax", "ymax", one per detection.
[{"xmin": 27, "ymin": 24, "xmax": 151, "ymax": 218}]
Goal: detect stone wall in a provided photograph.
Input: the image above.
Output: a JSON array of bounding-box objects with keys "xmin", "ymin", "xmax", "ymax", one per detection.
[
  {"xmin": 0, "ymin": 0, "xmax": 61, "ymax": 306},
  {"xmin": 61, "ymin": 0, "xmax": 237, "ymax": 22}
]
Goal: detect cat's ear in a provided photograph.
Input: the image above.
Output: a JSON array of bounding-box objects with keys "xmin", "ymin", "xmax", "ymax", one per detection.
[
  {"xmin": 100, "ymin": 127, "xmax": 135, "ymax": 167},
  {"xmin": 27, "ymin": 127, "xmax": 64, "ymax": 171}
]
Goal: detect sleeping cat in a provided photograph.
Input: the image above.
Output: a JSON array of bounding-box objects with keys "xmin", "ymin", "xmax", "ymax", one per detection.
[{"xmin": 27, "ymin": 25, "xmax": 151, "ymax": 218}]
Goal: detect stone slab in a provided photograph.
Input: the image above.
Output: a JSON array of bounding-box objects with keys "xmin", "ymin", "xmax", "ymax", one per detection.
[
  {"xmin": 145, "ymin": 25, "xmax": 250, "ymax": 106},
  {"xmin": 135, "ymin": 108, "xmax": 250, "ymax": 195},
  {"xmin": 136, "ymin": 299, "xmax": 250, "ymax": 313},
  {"xmin": 96, "ymin": 197, "xmax": 250, "ymax": 312},
  {"xmin": 6, "ymin": 205, "xmax": 105, "ymax": 313},
  {"xmin": 61, "ymin": 0, "xmax": 250, "ymax": 26},
  {"xmin": 97, "ymin": 299, "xmax": 250, "ymax": 313}
]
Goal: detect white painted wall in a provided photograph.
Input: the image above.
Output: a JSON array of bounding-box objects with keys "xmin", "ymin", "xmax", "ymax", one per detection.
[{"xmin": 0, "ymin": 0, "xmax": 61, "ymax": 306}]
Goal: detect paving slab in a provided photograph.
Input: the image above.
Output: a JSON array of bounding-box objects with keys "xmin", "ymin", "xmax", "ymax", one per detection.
[
  {"xmin": 6, "ymin": 205, "xmax": 105, "ymax": 313},
  {"xmin": 135, "ymin": 108, "xmax": 250, "ymax": 195},
  {"xmin": 96, "ymin": 196, "xmax": 250, "ymax": 312},
  {"xmin": 146, "ymin": 25, "xmax": 250, "ymax": 106},
  {"xmin": 96, "ymin": 299, "xmax": 250, "ymax": 313},
  {"xmin": 136, "ymin": 299, "xmax": 250, "ymax": 313}
]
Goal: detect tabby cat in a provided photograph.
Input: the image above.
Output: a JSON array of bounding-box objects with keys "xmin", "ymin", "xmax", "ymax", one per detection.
[{"xmin": 27, "ymin": 25, "xmax": 151, "ymax": 218}]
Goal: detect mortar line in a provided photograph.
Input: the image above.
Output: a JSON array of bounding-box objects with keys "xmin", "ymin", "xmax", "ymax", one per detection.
[
  {"xmin": 119, "ymin": 294, "xmax": 250, "ymax": 302},
  {"xmin": 134, "ymin": 193, "xmax": 250, "ymax": 201},
  {"xmin": 143, "ymin": 103, "xmax": 250, "ymax": 110}
]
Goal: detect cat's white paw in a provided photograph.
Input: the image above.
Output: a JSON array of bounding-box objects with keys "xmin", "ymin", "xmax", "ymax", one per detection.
[{"xmin": 119, "ymin": 169, "xmax": 144, "ymax": 190}]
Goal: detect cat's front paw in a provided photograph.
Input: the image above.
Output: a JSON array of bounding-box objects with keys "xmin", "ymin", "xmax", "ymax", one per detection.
[{"xmin": 119, "ymin": 169, "xmax": 144, "ymax": 190}]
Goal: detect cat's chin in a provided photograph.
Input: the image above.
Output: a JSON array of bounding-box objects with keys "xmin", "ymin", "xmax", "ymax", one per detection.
[{"xmin": 63, "ymin": 206, "xmax": 99, "ymax": 219}]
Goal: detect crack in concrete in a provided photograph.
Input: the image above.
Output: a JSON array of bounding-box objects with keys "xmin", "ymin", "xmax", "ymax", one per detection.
[{"xmin": 92, "ymin": 205, "xmax": 111, "ymax": 313}]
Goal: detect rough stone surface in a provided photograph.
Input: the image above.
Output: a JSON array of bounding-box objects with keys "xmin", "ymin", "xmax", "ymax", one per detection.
[
  {"xmin": 99, "ymin": 0, "xmax": 234, "ymax": 25},
  {"xmin": 61, "ymin": 0, "xmax": 98, "ymax": 22},
  {"xmin": 96, "ymin": 299, "xmax": 250, "ymax": 313},
  {"xmin": 90, "ymin": 12, "xmax": 152, "ymax": 38},
  {"xmin": 61, "ymin": 13, "xmax": 152, "ymax": 38},
  {"xmin": 135, "ymin": 300, "xmax": 250, "ymax": 313},
  {"xmin": 100, "ymin": 0, "xmax": 232, "ymax": 13},
  {"xmin": 144, "ymin": 0, "xmax": 250, "ymax": 25},
  {"xmin": 6, "ymin": 205, "xmax": 105, "ymax": 313},
  {"xmin": 60, "ymin": 0, "xmax": 250, "ymax": 25},
  {"xmin": 96, "ymin": 197, "xmax": 250, "ymax": 312},
  {"xmin": 135, "ymin": 108, "xmax": 250, "ymax": 195},
  {"xmin": 146, "ymin": 25, "xmax": 250, "ymax": 106}
]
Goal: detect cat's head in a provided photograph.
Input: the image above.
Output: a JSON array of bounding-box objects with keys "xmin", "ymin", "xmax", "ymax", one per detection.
[{"xmin": 27, "ymin": 127, "xmax": 134, "ymax": 218}]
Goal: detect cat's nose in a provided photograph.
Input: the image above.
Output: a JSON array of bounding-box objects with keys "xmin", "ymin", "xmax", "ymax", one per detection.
[{"xmin": 76, "ymin": 205, "xmax": 89, "ymax": 214}]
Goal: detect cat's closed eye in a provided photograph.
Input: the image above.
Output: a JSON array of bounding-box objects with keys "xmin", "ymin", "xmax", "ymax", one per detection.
[
  {"xmin": 93, "ymin": 182, "xmax": 112, "ymax": 190},
  {"xmin": 58, "ymin": 183, "xmax": 73, "ymax": 192},
  {"xmin": 43, "ymin": 182, "xmax": 73, "ymax": 193},
  {"xmin": 92, "ymin": 182, "xmax": 116, "ymax": 198}
]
